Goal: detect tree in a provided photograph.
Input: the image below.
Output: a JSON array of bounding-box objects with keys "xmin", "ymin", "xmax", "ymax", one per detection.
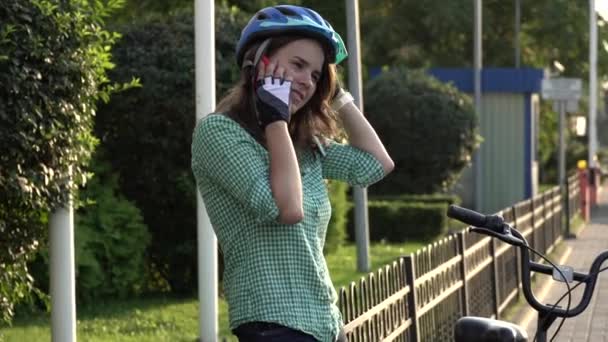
[
  {"xmin": 95, "ymin": 4, "xmax": 249, "ymax": 293},
  {"xmin": 0, "ymin": 0, "xmax": 130, "ymax": 323},
  {"xmin": 358, "ymin": 0, "xmax": 608, "ymax": 183},
  {"xmin": 364, "ymin": 68, "xmax": 480, "ymax": 194},
  {"xmin": 358, "ymin": 0, "xmax": 608, "ymax": 75}
]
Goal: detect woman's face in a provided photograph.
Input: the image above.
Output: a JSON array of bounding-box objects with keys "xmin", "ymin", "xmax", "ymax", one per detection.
[{"xmin": 269, "ymin": 38, "xmax": 325, "ymax": 114}]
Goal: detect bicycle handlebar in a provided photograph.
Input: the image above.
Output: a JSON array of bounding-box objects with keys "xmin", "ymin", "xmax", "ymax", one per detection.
[
  {"xmin": 447, "ymin": 205, "xmax": 504, "ymax": 231},
  {"xmin": 447, "ymin": 205, "xmax": 526, "ymax": 247},
  {"xmin": 448, "ymin": 205, "xmax": 608, "ymax": 318}
]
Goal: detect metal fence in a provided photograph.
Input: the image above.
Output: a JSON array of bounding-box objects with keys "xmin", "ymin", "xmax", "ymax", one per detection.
[{"xmin": 337, "ymin": 175, "xmax": 581, "ymax": 342}]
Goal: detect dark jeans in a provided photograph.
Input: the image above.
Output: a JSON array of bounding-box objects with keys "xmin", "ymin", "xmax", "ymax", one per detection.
[{"xmin": 233, "ymin": 322, "xmax": 347, "ymax": 342}]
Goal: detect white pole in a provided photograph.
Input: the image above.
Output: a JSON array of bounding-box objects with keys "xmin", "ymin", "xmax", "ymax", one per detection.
[
  {"xmin": 345, "ymin": 0, "xmax": 370, "ymax": 273},
  {"xmin": 50, "ymin": 169, "xmax": 76, "ymax": 342},
  {"xmin": 474, "ymin": 0, "xmax": 483, "ymax": 211},
  {"xmin": 515, "ymin": 0, "xmax": 521, "ymax": 68},
  {"xmin": 590, "ymin": 0, "xmax": 598, "ymax": 167},
  {"xmin": 195, "ymin": 0, "xmax": 217, "ymax": 341},
  {"xmin": 558, "ymin": 101, "xmax": 566, "ymax": 187}
]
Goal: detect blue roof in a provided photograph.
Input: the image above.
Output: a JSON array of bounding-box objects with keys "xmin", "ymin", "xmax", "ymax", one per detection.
[
  {"xmin": 370, "ymin": 67, "xmax": 546, "ymax": 94},
  {"xmin": 429, "ymin": 67, "xmax": 545, "ymax": 93}
]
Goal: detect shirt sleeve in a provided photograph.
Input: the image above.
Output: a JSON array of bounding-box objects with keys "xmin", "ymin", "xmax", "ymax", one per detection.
[
  {"xmin": 191, "ymin": 115, "xmax": 279, "ymax": 223},
  {"xmin": 320, "ymin": 140, "xmax": 386, "ymax": 187}
]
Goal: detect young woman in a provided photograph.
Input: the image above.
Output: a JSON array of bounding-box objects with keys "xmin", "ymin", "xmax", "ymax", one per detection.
[{"xmin": 191, "ymin": 5, "xmax": 394, "ymax": 342}]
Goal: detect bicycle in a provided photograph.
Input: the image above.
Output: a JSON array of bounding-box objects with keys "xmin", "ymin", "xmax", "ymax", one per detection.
[{"xmin": 447, "ymin": 205, "xmax": 608, "ymax": 342}]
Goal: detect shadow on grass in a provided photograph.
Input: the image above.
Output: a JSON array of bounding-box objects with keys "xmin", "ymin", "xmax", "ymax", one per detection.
[{"xmin": 8, "ymin": 293, "xmax": 198, "ymax": 328}]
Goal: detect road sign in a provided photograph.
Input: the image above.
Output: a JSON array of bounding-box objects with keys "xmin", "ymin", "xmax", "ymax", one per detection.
[{"xmin": 541, "ymin": 78, "xmax": 582, "ymax": 101}]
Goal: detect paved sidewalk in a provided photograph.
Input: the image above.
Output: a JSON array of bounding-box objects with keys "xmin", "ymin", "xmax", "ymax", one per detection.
[{"xmin": 516, "ymin": 183, "xmax": 608, "ymax": 341}]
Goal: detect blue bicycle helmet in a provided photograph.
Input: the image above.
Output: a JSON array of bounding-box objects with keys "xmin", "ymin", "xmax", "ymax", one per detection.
[{"xmin": 236, "ymin": 5, "xmax": 348, "ymax": 67}]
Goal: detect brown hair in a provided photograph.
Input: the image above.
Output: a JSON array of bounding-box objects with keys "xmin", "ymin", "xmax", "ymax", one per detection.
[{"xmin": 216, "ymin": 35, "xmax": 340, "ymax": 148}]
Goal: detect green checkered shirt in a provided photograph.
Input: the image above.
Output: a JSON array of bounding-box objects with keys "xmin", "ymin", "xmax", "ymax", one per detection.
[{"xmin": 191, "ymin": 114, "xmax": 385, "ymax": 342}]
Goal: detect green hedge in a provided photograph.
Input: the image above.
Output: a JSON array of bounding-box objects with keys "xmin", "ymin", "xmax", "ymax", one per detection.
[
  {"xmin": 347, "ymin": 197, "xmax": 450, "ymax": 242},
  {"xmin": 0, "ymin": 0, "xmax": 126, "ymax": 322},
  {"xmin": 370, "ymin": 194, "xmax": 460, "ymax": 206},
  {"xmin": 324, "ymin": 181, "xmax": 352, "ymax": 254}
]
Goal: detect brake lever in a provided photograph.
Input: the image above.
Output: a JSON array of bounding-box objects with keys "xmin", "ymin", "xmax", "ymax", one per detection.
[{"xmin": 470, "ymin": 226, "xmax": 526, "ymax": 247}]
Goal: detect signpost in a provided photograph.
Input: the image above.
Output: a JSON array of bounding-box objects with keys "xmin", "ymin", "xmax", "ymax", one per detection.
[
  {"xmin": 541, "ymin": 77, "xmax": 582, "ymax": 236},
  {"xmin": 541, "ymin": 78, "xmax": 582, "ymax": 185}
]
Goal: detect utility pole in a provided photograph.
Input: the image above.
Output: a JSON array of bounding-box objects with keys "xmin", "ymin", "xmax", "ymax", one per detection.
[
  {"xmin": 50, "ymin": 166, "xmax": 76, "ymax": 342},
  {"xmin": 195, "ymin": 1, "xmax": 217, "ymax": 341},
  {"xmin": 474, "ymin": 0, "xmax": 483, "ymax": 211},
  {"xmin": 515, "ymin": 0, "xmax": 521, "ymax": 68},
  {"xmin": 345, "ymin": 0, "xmax": 370, "ymax": 272},
  {"xmin": 589, "ymin": 0, "xmax": 598, "ymax": 167}
]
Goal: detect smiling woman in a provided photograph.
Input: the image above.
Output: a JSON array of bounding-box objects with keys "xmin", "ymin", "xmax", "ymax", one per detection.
[
  {"xmin": 191, "ymin": 4, "xmax": 393, "ymax": 342},
  {"xmin": 261, "ymin": 39, "xmax": 324, "ymax": 113}
]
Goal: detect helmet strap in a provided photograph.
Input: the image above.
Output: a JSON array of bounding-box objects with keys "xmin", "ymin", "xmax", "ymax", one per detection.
[
  {"xmin": 246, "ymin": 38, "xmax": 272, "ymax": 132},
  {"xmin": 242, "ymin": 38, "xmax": 272, "ymax": 70}
]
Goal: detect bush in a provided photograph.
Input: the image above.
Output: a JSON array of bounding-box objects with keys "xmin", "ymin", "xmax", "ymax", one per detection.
[
  {"xmin": 29, "ymin": 152, "xmax": 151, "ymax": 305},
  {"xmin": 347, "ymin": 198, "xmax": 449, "ymax": 243},
  {"xmin": 537, "ymin": 101, "xmax": 590, "ymax": 184},
  {"xmin": 74, "ymin": 153, "xmax": 151, "ymax": 303},
  {"xmin": 0, "ymin": 0, "xmax": 126, "ymax": 322},
  {"xmin": 324, "ymin": 181, "xmax": 352, "ymax": 254},
  {"xmin": 95, "ymin": 5, "xmax": 249, "ymax": 293},
  {"xmin": 364, "ymin": 68, "xmax": 479, "ymax": 195}
]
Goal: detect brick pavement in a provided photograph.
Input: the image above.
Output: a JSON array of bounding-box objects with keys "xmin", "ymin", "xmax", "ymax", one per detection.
[{"xmin": 517, "ymin": 184, "xmax": 608, "ymax": 341}]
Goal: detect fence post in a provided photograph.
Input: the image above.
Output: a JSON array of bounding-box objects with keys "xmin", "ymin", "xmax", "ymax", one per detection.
[
  {"xmin": 490, "ymin": 237, "xmax": 500, "ymax": 319},
  {"xmin": 531, "ymin": 196, "xmax": 539, "ymax": 261},
  {"xmin": 457, "ymin": 231, "xmax": 469, "ymax": 317},
  {"xmin": 556, "ymin": 188, "xmax": 563, "ymax": 242},
  {"xmin": 403, "ymin": 255, "xmax": 420, "ymax": 342},
  {"xmin": 564, "ymin": 175, "xmax": 571, "ymax": 237},
  {"xmin": 512, "ymin": 205, "xmax": 523, "ymax": 299},
  {"xmin": 553, "ymin": 189, "xmax": 561, "ymax": 247}
]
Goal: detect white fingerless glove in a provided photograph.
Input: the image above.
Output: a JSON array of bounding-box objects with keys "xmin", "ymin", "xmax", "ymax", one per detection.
[{"xmin": 256, "ymin": 76, "xmax": 292, "ymax": 128}]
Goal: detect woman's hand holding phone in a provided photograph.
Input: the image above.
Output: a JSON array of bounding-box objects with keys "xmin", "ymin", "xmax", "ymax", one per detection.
[{"xmin": 255, "ymin": 55, "xmax": 294, "ymax": 129}]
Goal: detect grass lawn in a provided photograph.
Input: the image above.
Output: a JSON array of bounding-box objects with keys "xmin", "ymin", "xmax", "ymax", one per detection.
[{"xmin": 0, "ymin": 241, "xmax": 426, "ymax": 342}]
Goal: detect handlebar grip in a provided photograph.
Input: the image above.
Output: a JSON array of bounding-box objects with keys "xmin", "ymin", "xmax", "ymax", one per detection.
[
  {"xmin": 447, "ymin": 205, "xmax": 505, "ymax": 231},
  {"xmin": 447, "ymin": 205, "xmax": 489, "ymax": 227}
]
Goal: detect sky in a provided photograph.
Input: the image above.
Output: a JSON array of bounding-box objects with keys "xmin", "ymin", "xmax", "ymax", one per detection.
[{"xmin": 598, "ymin": 0, "xmax": 608, "ymax": 20}]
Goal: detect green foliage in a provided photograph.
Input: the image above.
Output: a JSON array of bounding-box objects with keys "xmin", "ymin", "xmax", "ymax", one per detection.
[
  {"xmin": 95, "ymin": 4, "xmax": 248, "ymax": 293},
  {"xmin": 358, "ymin": 1, "xmax": 608, "ymax": 76},
  {"xmin": 214, "ymin": 4, "xmax": 253, "ymax": 98},
  {"xmin": 348, "ymin": 200, "xmax": 448, "ymax": 243},
  {"xmin": 364, "ymin": 68, "xmax": 480, "ymax": 195},
  {"xmin": 324, "ymin": 181, "xmax": 351, "ymax": 254},
  {"xmin": 28, "ymin": 152, "xmax": 151, "ymax": 305},
  {"xmin": 371, "ymin": 193, "xmax": 461, "ymax": 206},
  {"xmin": 0, "ymin": 260, "xmax": 35, "ymax": 323},
  {"xmin": 537, "ymin": 102, "xmax": 559, "ymax": 183},
  {"xmin": 599, "ymin": 116, "xmax": 608, "ymax": 148},
  {"xmin": 360, "ymin": 0, "xmax": 473, "ymax": 68},
  {"xmin": 0, "ymin": 0, "xmax": 127, "ymax": 323},
  {"xmin": 74, "ymin": 152, "xmax": 150, "ymax": 303},
  {"xmin": 537, "ymin": 101, "xmax": 590, "ymax": 184}
]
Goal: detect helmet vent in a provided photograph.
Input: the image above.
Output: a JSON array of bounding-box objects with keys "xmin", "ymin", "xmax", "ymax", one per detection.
[{"xmin": 276, "ymin": 6, "xmax": 298, "ymax": 16}]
